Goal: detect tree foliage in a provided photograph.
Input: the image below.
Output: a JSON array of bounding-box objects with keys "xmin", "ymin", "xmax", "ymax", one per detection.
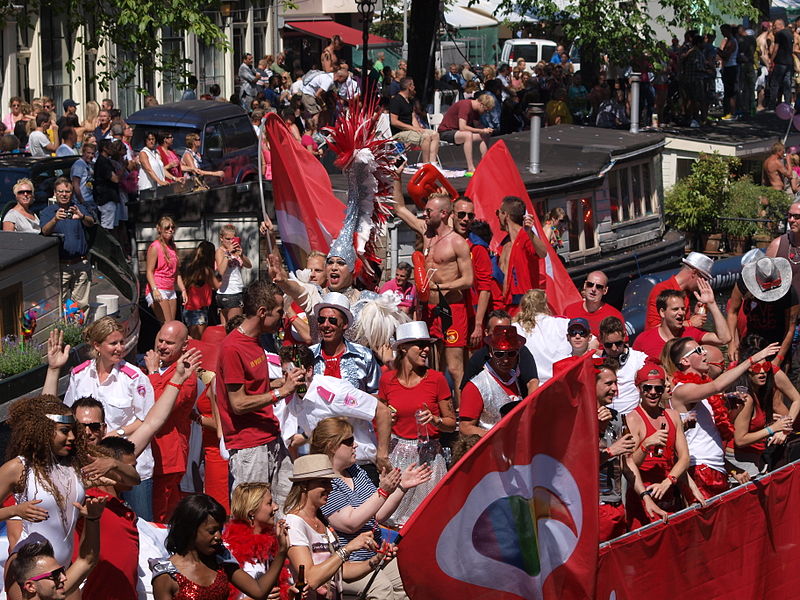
[{"xmin": 3, "ymin": 0, "xmax": 228, "ymax": 92}]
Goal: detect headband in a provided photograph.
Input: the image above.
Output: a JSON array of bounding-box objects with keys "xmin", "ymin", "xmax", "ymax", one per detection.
[{"xmin": 46, "ymin": 414, "xmax": 75, "ymax": 424}]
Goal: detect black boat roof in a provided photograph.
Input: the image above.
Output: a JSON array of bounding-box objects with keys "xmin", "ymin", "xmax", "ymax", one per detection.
[{"xmin": 0, "ymin": 232, "xmax": 58, "ymax": 270}]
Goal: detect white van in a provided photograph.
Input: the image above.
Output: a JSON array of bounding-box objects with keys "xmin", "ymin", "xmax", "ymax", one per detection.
[{"xmin": 501, "ymin": 39, "xmax": 558, "ymax": 65}]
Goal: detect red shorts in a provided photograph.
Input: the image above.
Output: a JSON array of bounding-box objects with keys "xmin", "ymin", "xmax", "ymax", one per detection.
[
  {"xmin": 688, "ymin": 464, "xmax": 729, "ymax": 500},
  {"xmin": 599, "ymin": 502, "xmax": 626, "ymax": 543},
  {"xmin": 422, "ymin": 300, "xmax": 468, "ymax": 348}
]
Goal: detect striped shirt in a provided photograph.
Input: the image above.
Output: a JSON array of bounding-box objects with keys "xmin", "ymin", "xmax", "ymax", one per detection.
[{"xmin": 321, "ymin": 465, "xmax": 383, "ymax": 561}]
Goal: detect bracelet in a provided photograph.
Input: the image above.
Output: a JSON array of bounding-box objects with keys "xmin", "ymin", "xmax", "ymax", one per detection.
[
  {"xmin": 167, "ymin": 381, "xmax": 182, "ymax": 390},
  {"xmin": 639, "ymin": 489, "xmax": 652, "ymax": 498},
  {"xmin": 748, "ymin": 356, "xmax": 755, "ymax": 365},
  {"xmin": 377, "ymin": 488, "xmax": 390, "ymax": 499},
  {"xmin": 777, "ymin": 354, "xmax": 785, "ymax": 364},
  {"xmin": 398, "ymin": 484, "xmax": 408, "ymax": 494},
  {"xmin": 668, "ymin": 475, "xmax": 678, "ymax": 485},
  {"xmin": 436, "ymin": 416, "xmax": 443, "ymax": 428},
  {"xmin": 336, "ymin": 547, "xmax": 350, "ymax": 563},
  {"xmin": 766, "ymin": 426, "xmax": 775, "ymax": 436}
]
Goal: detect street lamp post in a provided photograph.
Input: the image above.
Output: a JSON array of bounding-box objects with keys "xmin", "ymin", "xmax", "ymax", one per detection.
[{"xmin": 356, "ymin": 0, "xmax": 376, "ymax": 95}]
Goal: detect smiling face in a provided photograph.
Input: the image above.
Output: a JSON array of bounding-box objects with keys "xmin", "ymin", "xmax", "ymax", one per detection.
[
  {"xmin": 400, "ymin": 340, "xmax": 431, "ymax": 368},
  {"xmin": 251, "ymin": 489, "xmax": 279, "ymax": 529},
  {"xmin": 95, "ymin": 330, "xmax": 125, "ymax": 365},
  {"xmin": 318, "ymin": 307, "xmax": 347, "ymax": 345},
  {"xmin": 14, "ymin": 184, "xmax": 33, "ymax": 209},
  {"xmin": 75, "ymin": 406, "xmax": 106, "ymax": 445},
  {"xmin": 158, "ymin": 219, "xmax": 175, "ymax": 242},
  {"xmin": 583, "ymin": 271, "xmax": 608, "ymax": 304},
  {"xmin": 595, "ymin": 368, "xmax": 618, "ymax": 406},
  {"xmin": 22, "ymin": 556, "xmax": 67, "ymax": 600},
  {"xmin": 155, "ymin": 322, "xmax": 188, "ymax": 366},
  {"xmin": 325, "ymin": 257, "xmax": 353, "ymax": 291},
  {"xmin": 639, "ymin": 379, "xmax": 665, "ymax": 408},
  {"xmin": 452, "ymin": 199, "xmax": 475, "ymax": 237},
  {"xmin": 52, "ymin": 421, "xmax": 76, "ymax": 457}
]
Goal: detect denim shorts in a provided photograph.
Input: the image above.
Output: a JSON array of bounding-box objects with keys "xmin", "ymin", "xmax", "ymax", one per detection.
[
  {"xmin": 183, "ymin": 308, "xmax": 208, "ymax": 326},
  {"xmin": 216, "ymin": 292, "xmax": 243, "ymax": 310}
]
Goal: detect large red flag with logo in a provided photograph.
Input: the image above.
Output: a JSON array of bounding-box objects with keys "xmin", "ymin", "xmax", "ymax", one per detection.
[
  {"xmin": 465, "ymin": 140, "xmax": 581, "ymax": 314},
  {"xmin": 264, "ymin": 113, "xmax": 344, "ymax": 271},
  {"xmin": 397, "ymin": 355, "xmax": 599, "ymax": 600}
]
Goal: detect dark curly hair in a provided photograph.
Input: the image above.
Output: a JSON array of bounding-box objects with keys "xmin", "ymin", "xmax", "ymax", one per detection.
[{"xmin": 7, "ymin": 395, "xmax": 95, "ymax": 518}]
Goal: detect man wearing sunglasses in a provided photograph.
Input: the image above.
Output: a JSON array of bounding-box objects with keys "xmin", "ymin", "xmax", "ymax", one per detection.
[
  {"xmin": 598, "ymin": 317, "xmax": 648, "ymax": 415},
  {"xmin": 644, "ymin": 251, "xmax": 713, "ymax": 329},
  {"xmin": 564, "ymin": 271, "xmax": 625, "ymax": 337},
  {"xmin": 460, "ymin": 326, "xmax": 527, "ymax": 437},
  {"xmin": 624, "ymin": 365, "xmax": 697, "ymax": 528},
  {"xmin": 766, "ymin": 200, "xmax": 800, "ymax": 303},
  {"xmin": 12, "ymin": 501, "xmax": 106, "ymax": 600},
  {"xmin": 633, "ymin": 286, "xmax": 731, "ymax": 364}
]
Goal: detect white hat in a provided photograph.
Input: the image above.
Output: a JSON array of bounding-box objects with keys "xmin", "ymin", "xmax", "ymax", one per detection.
[
  {"xmin": 741, "ymin": 256, "xmax": 792, "ymax": 302},
  {"xmin": 314, "ymin": 292, "xmax": 354, "ymax": 328},
  {"xmin": 392, "ymin": 321, "xmax": 437, "ymax": 349},
  {"xmin": 681, "ymin": 252, "xmax": 713, "ymax": 280}
]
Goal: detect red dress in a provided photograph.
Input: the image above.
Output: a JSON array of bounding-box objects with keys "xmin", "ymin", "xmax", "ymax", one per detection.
[{"xmin": 173, "ymin": 570, "xmax": 230, "ymax": 600}]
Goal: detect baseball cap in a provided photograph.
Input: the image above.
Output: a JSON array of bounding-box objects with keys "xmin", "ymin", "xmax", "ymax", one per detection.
[
  {"xmin": 567, "ymin": 318, "xmax": 590, "ymax": 334},
  {"xmin": 63, "ymin": 99, "xmax": 79, "ymax": 109},
  {"xmin": 635, "ymin": 364, "xmax": 666, "ymax": 386}
]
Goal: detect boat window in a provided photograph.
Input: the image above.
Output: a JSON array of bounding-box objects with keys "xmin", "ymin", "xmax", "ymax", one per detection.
[
  {"xmin": 621, "ymin": 168, "xmax": 631, "ymax": 221},
  {"xmin": 631, "ymin": 165, "xmax": 643, "ymax": 218},
  {"xmin": 609, "ymin": 171, "xmax": 620, "ymax": 223},
  {"xmin": 0, "ymin": 283, "xmax": 22, "ymax": 338},
  {"xmin": 642, "ymin": 163, "xmax": 654, "ymax": 213}
]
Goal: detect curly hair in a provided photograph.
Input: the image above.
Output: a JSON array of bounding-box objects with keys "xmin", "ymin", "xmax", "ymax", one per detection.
[
  {"xmin": 513, "ymin": 289, "xmax": 550, "ymax": 333},
  {"xmin": 7, "ymin": 396, "xmax": 95, "ymax": 518}
]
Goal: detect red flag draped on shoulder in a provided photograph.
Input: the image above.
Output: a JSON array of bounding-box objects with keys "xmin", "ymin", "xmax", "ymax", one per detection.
[
  {"xmin": 397, "ymin": 355, "xmax": 599, "ymax": 600},
  {"xmin": 263, "ymin": 112, "xmax": 344, "ymax": 271},
  {"xmin": 465, "ymin": 140, "xmax": 581, "ymax": 313}
]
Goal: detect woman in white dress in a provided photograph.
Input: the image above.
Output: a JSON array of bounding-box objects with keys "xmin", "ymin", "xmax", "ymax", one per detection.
[{"xmin": 513, "ymin": 289, "xmax": 572, "ymax": 384}]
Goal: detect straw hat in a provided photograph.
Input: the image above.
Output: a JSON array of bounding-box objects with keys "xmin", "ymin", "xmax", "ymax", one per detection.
[
  {"xmin": 391, "ymin": 321, "xmax": 437, "ymax": 349},
  {"xmin": 289, "ymin": 454, "xmax": 336, "ymax": 482}
]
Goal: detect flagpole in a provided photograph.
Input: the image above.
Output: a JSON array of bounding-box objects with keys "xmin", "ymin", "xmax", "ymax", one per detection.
[
  {"xmin": 355, "ymin": 534, "xmax": 403, "ymax": 600},
  {"xmin": 258, "ymin": 117, "xmax": 273, "ymax": 254}
]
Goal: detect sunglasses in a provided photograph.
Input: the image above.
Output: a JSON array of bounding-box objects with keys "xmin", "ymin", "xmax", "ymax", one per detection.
[
  {"xmin": 641, "ymin": 384, "xmax": 665, "ymax": 394},
  {"xmin": 681, "ymin": 345, "xmax": 706, "ymax": 360},
  {"xmin": 28, "ymin": 566, "xmax": 65, "ymax": 583},
  {"xmin": 16, "ymin": 190, "xmax": 32, "ymax": 195},
  {"xmin": 318, "ymin": 315, "xmax": 339, "ymax": 325},
  {"xmin": 584, "ymin": 281, "xmax": 606, "ymax": 290},
  {"xmin": 340, "ymin": 436, "xmax": 355, "ymax": 447},
  {"xmin": 163, "ymin": 225, "xmax": 175, "ymax": 231},
  {"xmin": 749, "ymin": 361, "xmax": 772, "ymax": 373},
  {"xmin": 788, "ymin": 213, "xmax": 800, "ymax": 220},
  {"xmin": 79, "ymin": 421, "xmax": 104, "ymax": 433},
  {"xmin": 492, "ymin": 349, "xmax": 518, "ymax": 358},
  {"xmin": 603, "ymin": 340, "xmax": 624, "ymax": 349},
  {"xmin": 456, "ymin": 211, "xmax": 475, "ymax": 219},
  {"xmin": 567, "ymin": 329, "xmax": 588, "ymax": 338},
  {"xmin": 411, "ymin": 340, "xmax": 433, "ymax": 349}
]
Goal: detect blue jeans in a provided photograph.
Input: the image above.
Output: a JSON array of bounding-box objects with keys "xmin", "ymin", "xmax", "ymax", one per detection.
[
  {"xmin": 122, "ymin": 477, "xmax": 153, "ymax": 522},
  {"xmin": 769, "ymin": 63, "xmax": 793, "ymax": 108}
]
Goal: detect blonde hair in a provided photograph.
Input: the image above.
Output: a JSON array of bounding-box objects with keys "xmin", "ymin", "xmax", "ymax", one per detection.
[
  {"xmin": 82, "ymin": 100, "xmax": 100, "ymax": 129},
  {"xmin": 220, "ymin": 223, "xmax": 237, "ymax": 238},
  {"xmin": 12, "ymin": 178, "xmax": 33, "ymax": 195},
  {"xmin": 156, "ymin": 216, "xmax": 177, "ymax": 265},
  {"xmin": 284, "ymin": 481, "xmax": 311, "ymax": 515},
  {"xmin": 230, "ymin": 482, "xmax": 271, "ymax": 522},
  {"xmin": 660, "ymin": 338, "xmax": 680, "ymax": 378},
  {"xmin": 185, "ymin": 133, "xmax": 200, "ymax": 146},
  {"xmin": 477, "ymin": 94, "xmax": 496, "ymax": 111},
  {"xmin": 310, "ymin": 417, "xmax": 353, "ymax": 457},
  {"xmin": 513, "ymin": 289, "xmax": 550, "ymax": 333},
  {"xmin": 83, "ymin": 316, "xmax": 124, "ymax": 356}
]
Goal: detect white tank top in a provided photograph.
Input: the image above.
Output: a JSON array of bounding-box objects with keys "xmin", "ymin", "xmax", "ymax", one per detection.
[
  {"xmin": 219, "ymin": 260, "xmax": 244, "ymax": 295},
  {"xmin": 671, "ymin": 383, "xmax": 725, "ymax": 473},
  {"xmin": 138, "ymin": 147, "xmax": 166, "ymax": 191},
  {"xmin": 15, "ymin": 458, "xmax": 85, "ymax": 565}
]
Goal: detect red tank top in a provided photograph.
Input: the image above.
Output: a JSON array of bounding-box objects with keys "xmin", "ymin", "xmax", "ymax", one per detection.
[
  {"xmin": 634, "ymin": 405, "xmax": 677, "ymax": 484},
  {"xmin": 725, "ymin": 400, "xmax": 767, "ymax": 453},
  {"xmin": 185, "ymin": 282, "xmax": 212, "ymax": 311},
  {"xmin": 173, "ymin": 569, "xmax": 229, "ymax": 600}
]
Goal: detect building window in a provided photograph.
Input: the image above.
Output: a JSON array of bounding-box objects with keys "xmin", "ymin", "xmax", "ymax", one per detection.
[
  {"xmin": 0, "ymin": 283, "xmax": 22, "ymax": 339},
  {"xmin": 198, "ymin": 32, "xmax": 225, "ymax": 94},
  {"xmin": 161, "ymin": 27, "xmax": 186, "ymax": 104},
  {"xmin": 41, "ymin": 12, "xmax": 72, "ymax": 111}
]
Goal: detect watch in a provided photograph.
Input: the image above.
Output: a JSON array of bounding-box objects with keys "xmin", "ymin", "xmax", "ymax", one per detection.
[{"xmin": 115, "ymin": 428, "xmax": 127, "ymax": 438}]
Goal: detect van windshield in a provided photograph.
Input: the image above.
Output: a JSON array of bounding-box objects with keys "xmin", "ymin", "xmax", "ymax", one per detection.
[
  {"xmin": 511, "ymin": 45, "xmax": 539, "ymax": 63},
  {"xmin": 130, "ymin": 127, "xmax": 199, "ymax": 153}
]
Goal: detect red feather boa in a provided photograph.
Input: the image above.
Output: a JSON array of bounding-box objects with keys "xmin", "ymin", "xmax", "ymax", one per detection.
[
  {"xmin": 223, "ymin": 520, "xmax": 292, "ymax": 600},
  {"xmin": 671, "ymin": 371, "xmax": 734, "ymax": 442}
]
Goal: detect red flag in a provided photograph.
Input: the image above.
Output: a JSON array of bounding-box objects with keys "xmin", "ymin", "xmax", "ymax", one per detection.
[
  {"xmin": 397, "ymin": 355, "xmax": 599, "ymax": 600},
  {"xmin": 465, "ymin": 140, "xmax": 581, "ymax": 314},
  {"xmin": 263, "ymin": 113, "xmax": 344, "ymax": 271}
]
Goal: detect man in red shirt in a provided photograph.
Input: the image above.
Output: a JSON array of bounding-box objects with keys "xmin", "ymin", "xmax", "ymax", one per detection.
[
  {"xmin": 498, "ymin": 196, "xmax": 548, "ymax": 314},
  {"xmin": 644, "ymin": 252, "xmax": 713, "ymax": 329},
  {"xmin": 459, "ymin": 325, "xmax": 526, "ymax": 437},
  {"xmin": 633, "ymin": 285, "xmax": 731, "ymax": 363},
  {"xmin": 144, "ymin": 320, "xmax": 197, "ymax": 523},
  {"xmin": 437, "ymin": 94, "xmax": 495, "ymax": 173},
  {"xmin": 564, "ymin": 271, "xmax": 625, "ymax": 337},
  {"xmin": 216, "ymin": 280, "xmax": 305, "ymax": 506}
]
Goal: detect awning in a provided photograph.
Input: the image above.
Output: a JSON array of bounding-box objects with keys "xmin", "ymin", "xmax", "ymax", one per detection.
[
  {"xmin": 284, "ymin": 20, "xmax": 399, "ymax": 47},
  {"xmin": 444, "ymin": 5, "xmax": 499, "ymax": 29}
]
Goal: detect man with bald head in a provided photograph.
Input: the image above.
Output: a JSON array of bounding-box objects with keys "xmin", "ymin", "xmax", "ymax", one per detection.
[
  {"xmin": 564, "ymin": 270, "xmax": 625, "ymax": 337},
  {"xmin": 144, "ymin": 320, "xmax": 198, "ymax": 522}
]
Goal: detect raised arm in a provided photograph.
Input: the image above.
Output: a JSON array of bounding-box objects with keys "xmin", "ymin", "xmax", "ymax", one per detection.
[
  {"xmin": 228, "ymin": 520, "xmax": 291, "ymax": 599},
  {"xmin": 326, "ymin": 469, "xmax": 400, "ymax": 533},
  {"xmin": 64, "ymin": 496, "xmax": 107, "ymax": 595},
  {"xmin": 522, "ymin": 214, "xmax": 549, "ymax": 258},
  {"xmin": 267, "ymin": 253, "xmax": 308, "ymax": 304},
  {"xmin": 392, "ymin": 164, "xmax": 426, "ymax": 236},
  {"xmin": 695, "ymin": 279, "xmax": 731, "ymax": 345}
]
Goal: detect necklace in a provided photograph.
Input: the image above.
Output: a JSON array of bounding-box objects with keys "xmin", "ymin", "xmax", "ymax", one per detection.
[
  {"xmin": 786, "ymin": 233, "xmax": 800, "ymax": 265},
  {"xmin": 423, "ymin": 230, "xmax": 454, "ymax": 257}
]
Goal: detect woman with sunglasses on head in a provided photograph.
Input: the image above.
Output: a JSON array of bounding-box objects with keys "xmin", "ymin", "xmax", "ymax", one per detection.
[
  {"xmin": 461, "ymin": 325, "xmax": 528, "ymax": 438},
  {"xmin": 311, "ymin": 417, "xmax": 430, "ymax": 599},
  {"xmin": 724, "ymin": 334, "xmax": 800, "ymax": 476},
  {"xmin": 378, "ymin": 322, "xmax": 455, "ymax": 527},
  {"xmin": 668, "ymin": 337, "xmax": 780, "ymax": 499},
  {"xmin": 625, "ymin": 364, "xmax": 698, "ymax": 529},
  {"xmin": 2, "ymin": 178, "xmax": 40, "ymax": 233},
  {"xmin": 146, "ymin": 215, "xmax": 186, "ymax": 324},
  {"xmin": 284, "ymin": 455, "xmax": 389, "ymax": 600}
]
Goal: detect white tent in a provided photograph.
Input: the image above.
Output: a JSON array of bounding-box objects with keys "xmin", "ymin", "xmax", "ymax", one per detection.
[{"xmin": 444, "ymin": 3, "xmax": 500, "ymax": 29}]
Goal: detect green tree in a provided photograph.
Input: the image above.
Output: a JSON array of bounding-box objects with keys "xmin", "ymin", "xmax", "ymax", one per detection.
[{"xmin": 4, "ymin": 0, "xmax": 229, "ymax": 92}]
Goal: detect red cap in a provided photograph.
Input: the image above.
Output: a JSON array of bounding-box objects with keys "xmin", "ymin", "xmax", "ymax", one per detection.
[{"xmin": 635, "ymin": 364, "xmax": 666, "ymax": 386}]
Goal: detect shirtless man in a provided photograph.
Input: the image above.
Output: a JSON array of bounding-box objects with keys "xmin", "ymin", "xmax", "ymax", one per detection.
[
  {"xmin": 321, "ymin": 35, "xmax": 342, "ymax": 72},
  {"xmin": 763, "ymin": 141, "xmax": 798, "ymax": 193},
  {"xmin": 757, "ymin": 21, "xmax": 774, "ymax": 110},
  {"xmin": 394, "ymin": 171, "xmax": 473, "ymax": 405}
]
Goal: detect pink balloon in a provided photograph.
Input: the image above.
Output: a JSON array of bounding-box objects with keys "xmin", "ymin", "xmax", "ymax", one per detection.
[
  {"xmin": 777, "ymin": 102, "xmax": 794, "ymax": 120},
  {"xmin": 793, "ymin": 115, "xmax": 800, "ymax": 132}
]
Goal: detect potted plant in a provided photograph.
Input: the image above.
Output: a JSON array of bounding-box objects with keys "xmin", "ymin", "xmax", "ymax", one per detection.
[{"xmin": 0, "ymin": 338, "xmax": 42, "ymax": 380}]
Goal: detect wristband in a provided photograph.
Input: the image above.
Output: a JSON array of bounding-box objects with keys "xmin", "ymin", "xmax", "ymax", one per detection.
[
  {"xmin": 748, "ymin": 356, "xmax": 755, "ymax": 365},
  {"xmin": 398, "ymin": 484, "xmax": 408, "ymax": 494},
  {"xmin": 668, "ymin": 475, "xmax": 678, "ymax": 485},
  {"xmin": 766, "ymin": 426, "xmax": 775, "ymax": 436},
  {"xmin": 377, "ymin": 488, "xmax": 390, "ymax": 499},
  {"xmin": 639, "ymin": 489, "xmax": 652, "ymax": 498},
  {"xmin": 777, "ymin": 354, "xmax": 785, "ymax": 364},
  {"xmin": 167, "ymin": 381, "xmax": 182, "ymax": 390},
  {"xmin": 336, "ymin": 547, "xmax": 351, "ymax": 563}
]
